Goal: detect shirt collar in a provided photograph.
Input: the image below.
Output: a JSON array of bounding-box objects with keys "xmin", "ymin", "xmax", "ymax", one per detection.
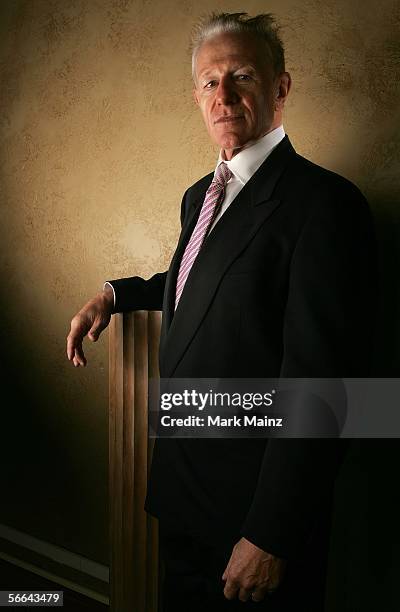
[{"xmin": 215, "ymin": 125, "xmax": 286, "ymax": 185}]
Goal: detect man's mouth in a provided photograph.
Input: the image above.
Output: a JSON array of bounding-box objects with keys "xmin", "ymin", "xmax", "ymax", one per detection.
[{"xmin": 214, "ymin": 115, "xmax": 244, "ymax": 124}]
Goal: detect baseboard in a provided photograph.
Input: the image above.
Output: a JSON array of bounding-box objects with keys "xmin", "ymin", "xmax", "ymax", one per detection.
[{"xmin": 0, "ymin": 524, "xmax": 109, "ymax": 605}]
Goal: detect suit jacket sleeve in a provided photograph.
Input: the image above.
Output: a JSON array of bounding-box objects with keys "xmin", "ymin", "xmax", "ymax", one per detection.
[
  {"xmin": 106, "ymin": 189, "xmax": 189, "ymax": 313},
  {"xmin": 240, "ymin": 179, "xmax": 378, "ymax": 560}
]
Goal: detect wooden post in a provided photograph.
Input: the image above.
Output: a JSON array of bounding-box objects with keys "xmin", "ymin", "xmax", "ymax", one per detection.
[{"xmin": 109, "ymin": 311, "xmax": 161, "ymax": 612}]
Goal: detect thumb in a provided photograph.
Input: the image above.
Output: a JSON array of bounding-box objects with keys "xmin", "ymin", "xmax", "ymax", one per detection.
[
  {"xmin": 222, "ymin": 546, "xmax": 235, "ymax": 581},
  {"xmin": 88, "ymin": 325, "xmax": 101, "ymax": 342}
]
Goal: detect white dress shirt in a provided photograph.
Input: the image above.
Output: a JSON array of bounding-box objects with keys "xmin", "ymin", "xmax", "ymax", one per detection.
[{"xmin": 104, "ymin": 125, "xmax": 286, "ymax": 305}]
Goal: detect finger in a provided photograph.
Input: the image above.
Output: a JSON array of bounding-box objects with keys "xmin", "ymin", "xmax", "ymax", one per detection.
[
  {"xmin": 238, "ymin": 587, "xmax": 252, "ymax": 602},
  {"xmin": 251, "ymin": 586, "xmax": 269, "ymax": 602},
  {"xmin": 253, "ymin": 574, "xmax": 282, "ymax": 601},
  {"xmin": 88, "ymin": 323, "xmax": 102, "ymax": 342},
  {"xmin": 222, "ymin": 559, "xmax": 232, "ymax": 581},
  {"xmin": 67, "ymin": 322, "xmax": 85, "ymax": 359},
  {"xmin": 74, "ymin": 345, "xmax": 87, "ymax": 367},
  {"xmin": 264, "ymin": 562, "xmax": 285, "ymax": 593},
  {"xmin": 222, "ymin": 543, "xmax": 237, "ymax": 581},
  {"xmin": 223, "ymin": 579, "xmax": 239, "ymax": 600},
  {"xmin": 67, "ymin": 331, "xmax": 78, "ymax": 360}
]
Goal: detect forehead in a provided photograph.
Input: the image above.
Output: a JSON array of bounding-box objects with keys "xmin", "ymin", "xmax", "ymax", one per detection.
[{"xmin": 195, "ymin": 32, "xmax": 270, "ymax": 77}]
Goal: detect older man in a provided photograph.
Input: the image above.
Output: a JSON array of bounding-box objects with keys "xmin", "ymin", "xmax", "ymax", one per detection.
[{"xmin": 67, "ymin": 12, "xmax": 376, "ymax": 611}]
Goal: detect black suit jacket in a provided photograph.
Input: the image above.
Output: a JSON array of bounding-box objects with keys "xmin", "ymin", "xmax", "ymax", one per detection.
[{"xmin": 109, "ymin": 136, "xmax": 377, "ymax": 560}]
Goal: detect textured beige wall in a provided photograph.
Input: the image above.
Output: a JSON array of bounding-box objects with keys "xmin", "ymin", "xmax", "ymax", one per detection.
[{"xmin": 0, "ymin": 0, "xmax": 399, "ymax": 574}]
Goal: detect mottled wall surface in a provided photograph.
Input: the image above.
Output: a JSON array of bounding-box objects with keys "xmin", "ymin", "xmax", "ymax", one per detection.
[{"xmin": 0, "ymin": 0, "xmax": 399, "ymax": 594}]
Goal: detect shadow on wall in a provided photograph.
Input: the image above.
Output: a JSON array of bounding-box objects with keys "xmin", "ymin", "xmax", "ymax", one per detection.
[
  {"xmin": 372, "ymin": 201, "xmax": 400, "ymax": 375},
  {"xmin": 326, "ymin": 439, "xmax": 400, "ymax": 612},
  {"xmin": 326, "ymin": 195, "xmax": 400, "ymax": 612},
  {"xmin": 0, "ymin": 325, "xmax": 99, "ymax": 549}
]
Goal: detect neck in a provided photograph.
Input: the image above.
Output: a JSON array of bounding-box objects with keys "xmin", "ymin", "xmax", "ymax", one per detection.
[
  {"xmin": 222, "ymin": 148, "xmax": 238, "ymax": 161},
  {"xmin": 221, "ymin": 122, "xmax": 284, "ymax": 161}
]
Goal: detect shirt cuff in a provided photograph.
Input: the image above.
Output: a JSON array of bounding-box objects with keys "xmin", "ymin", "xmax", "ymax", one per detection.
[{"xmin": 103, "ymin": 281, "xmax": 116, "ymax": 309}]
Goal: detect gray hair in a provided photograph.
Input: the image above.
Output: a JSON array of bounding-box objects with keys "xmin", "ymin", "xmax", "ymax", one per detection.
[{"xmin": 191, "ymin": 12, "xmax": 285, "ymax": 82}]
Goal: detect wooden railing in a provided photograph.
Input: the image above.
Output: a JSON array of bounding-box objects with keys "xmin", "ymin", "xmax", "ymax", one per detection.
[{"xmin": 109, "ymin": 311, "xmax": 162, "ymax": 612}]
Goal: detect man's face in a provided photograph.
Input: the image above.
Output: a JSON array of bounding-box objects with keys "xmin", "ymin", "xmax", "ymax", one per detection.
[{"xmin": 193, "ymin": 32, "xmax": 287, "ymax": 159}]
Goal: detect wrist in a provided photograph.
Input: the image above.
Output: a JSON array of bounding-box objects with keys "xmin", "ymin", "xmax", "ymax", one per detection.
[{"xmin": 102, "ymin": 286, "xmax": 114, "ymax": 312}]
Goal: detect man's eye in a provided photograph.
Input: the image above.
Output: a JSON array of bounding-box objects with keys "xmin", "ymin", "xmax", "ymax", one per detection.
[
  {"xmin": 236, "ymin": 74, "xmax": 251, "ymax": 81},
  {"xmin": 204, "ymin": 80, "xmax": 217, "ymax": 89}
]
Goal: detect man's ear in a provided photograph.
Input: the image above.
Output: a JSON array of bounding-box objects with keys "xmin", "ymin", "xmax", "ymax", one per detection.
[
  {"xmin": 275, "ymin": 72, "xmax": 291, "ymax": 111},
  {"xmin": 193, "ymin": 87, "xmax": 200, "ymax": 106}
]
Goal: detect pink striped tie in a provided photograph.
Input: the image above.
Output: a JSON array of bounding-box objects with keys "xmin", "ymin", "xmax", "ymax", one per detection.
[{"xmin": 175, "ymin": 162, "xmax": 232, "ymax": 309}]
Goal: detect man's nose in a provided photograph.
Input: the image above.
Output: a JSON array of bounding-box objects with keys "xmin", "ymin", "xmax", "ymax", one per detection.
[{"xmin": 216, "ymin": 77, "xmax": 239, "ymax": 105}]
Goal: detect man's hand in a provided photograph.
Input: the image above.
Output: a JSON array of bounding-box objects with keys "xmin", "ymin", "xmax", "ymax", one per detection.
[
  {"xmin": 66, "ymin": 287, "xmax": 114, "ymax": 367},
  {"xmin": 222, "ymin": 537, "xmax": 287, "ymax": 603}
]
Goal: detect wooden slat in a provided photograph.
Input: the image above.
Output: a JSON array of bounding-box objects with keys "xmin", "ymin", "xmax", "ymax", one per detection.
[
  {"xmin": 147, "ymin": 312, "xmax": 162, "ymax": 612},
  {"xmin": 109, "ymin": 314, "xmax": 124, "ymax": 610},
  {"xmin": 122, "ymin": 312, "xmax": 135, "ymax": 610},
  {"xmin": 109, "ymin": 310, "xmax": 161, "ymax": 612},
  {"xmin": 132, "ymin": 311, "xmax": 148, "ymax": 610}
]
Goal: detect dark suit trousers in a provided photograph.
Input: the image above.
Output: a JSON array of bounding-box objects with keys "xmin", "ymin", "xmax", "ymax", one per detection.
[{"xmin": 159, "ymin": 517, "xmax": 331, "ymax": 612}]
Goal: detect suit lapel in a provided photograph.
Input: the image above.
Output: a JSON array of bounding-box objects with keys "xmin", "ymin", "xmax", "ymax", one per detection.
[{"xmin": 160, "ymin": 135, "xmax": 296, "ymax": 377}]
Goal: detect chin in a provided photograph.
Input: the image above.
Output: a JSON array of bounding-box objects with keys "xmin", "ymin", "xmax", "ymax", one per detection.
[{"xmin": 216, "ymin": 133, "xmax": 248, "ymax": 151}]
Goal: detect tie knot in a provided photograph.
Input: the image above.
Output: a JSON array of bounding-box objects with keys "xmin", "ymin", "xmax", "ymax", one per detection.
[{"xmin": 214, "ymin": 162, "xmax": 232, "ymax": 188}]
